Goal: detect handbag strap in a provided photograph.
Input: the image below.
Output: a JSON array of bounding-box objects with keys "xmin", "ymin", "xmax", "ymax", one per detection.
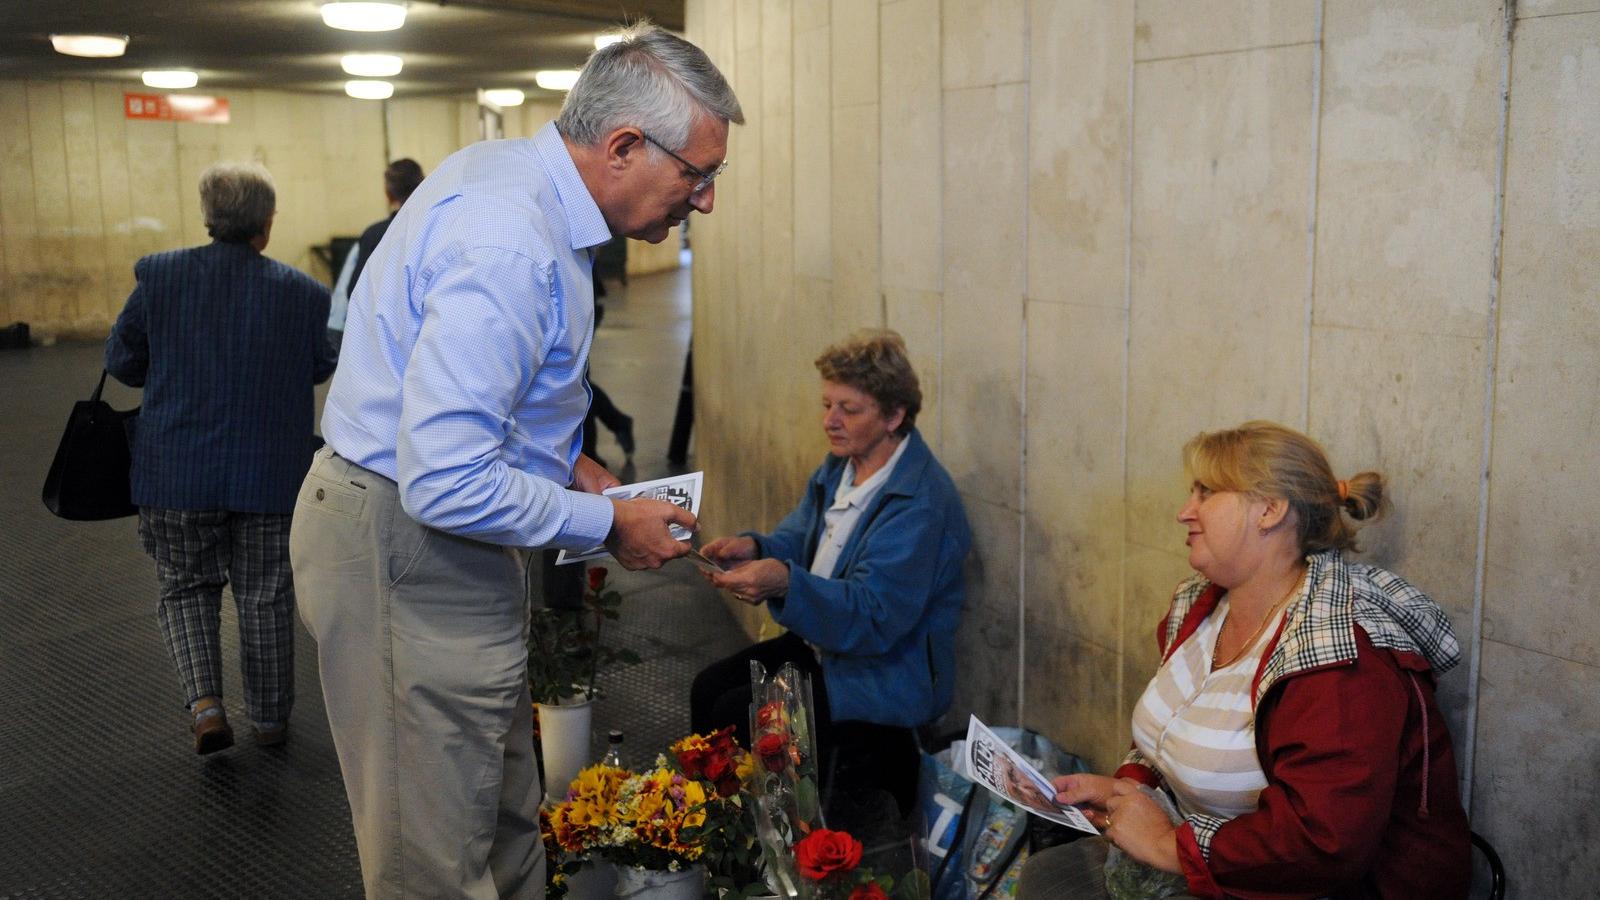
[
  {"xmin": 931, "ymin": 784, "xmax": 982, "ymax": 893},
  {"xmin": 91, "ymin": 369, "xmax": 110, "ymax": 402}
]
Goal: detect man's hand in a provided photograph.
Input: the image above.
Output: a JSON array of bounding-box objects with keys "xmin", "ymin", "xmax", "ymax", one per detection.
[
  {"xmin": 604, "ymin": 497, "xmax": 695, "ymax": 570},
  {"xmin": 572, "ymin": 453, "xmax": 621, "ymax": 494}
]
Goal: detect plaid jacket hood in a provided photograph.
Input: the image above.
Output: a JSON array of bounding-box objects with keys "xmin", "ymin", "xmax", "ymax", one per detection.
[{"xmin": 1160, "ymin": 549, "xmax": 1461, "ymax": 706}]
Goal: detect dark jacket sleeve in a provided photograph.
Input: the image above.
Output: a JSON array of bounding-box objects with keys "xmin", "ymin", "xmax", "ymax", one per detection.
[
  {"xmin": 105, "ymin": 259, "xmax": 151, "ymax": 387},
  {"xmin": 767, "ymin": 495, "xmax": 948, "ymax": 656},
  {"xmin": 309, "ymin": 280, "xmax": 336, "ymax": 383},
  {"xmin": 1176, "ymin": 636, "xmax": 1408, "ymax": 899}
]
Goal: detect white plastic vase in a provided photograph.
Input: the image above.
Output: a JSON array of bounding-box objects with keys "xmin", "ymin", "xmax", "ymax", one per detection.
[
  {"xmin": 563, "ymin": 860, "xmax": 616, "ymax": 900},
  {"xmin": 613, "ymin": 865, "xmax": 704, "ymax": 899},
  {"xmin": 538, "ymin": 694, "xmax": 594, "ymax": 801}
]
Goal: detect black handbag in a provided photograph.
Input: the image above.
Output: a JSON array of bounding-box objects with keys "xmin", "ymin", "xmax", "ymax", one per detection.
[{"xmin": 41, "ymin": 369, "xmax": 140, "ymax": 520}]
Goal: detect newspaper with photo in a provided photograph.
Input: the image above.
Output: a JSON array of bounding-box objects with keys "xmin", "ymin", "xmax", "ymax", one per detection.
[
  {"xmin": 962, "ymin": 715, "xmax": 1099, "ymax": 834},
  {"xmin": 555, "ymin": 471, "xmax": 704, "ymax": 565}
]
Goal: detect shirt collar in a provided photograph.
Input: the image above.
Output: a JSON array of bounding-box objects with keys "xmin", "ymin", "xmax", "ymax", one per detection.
[
  {"xmin": 834, "ymin": 436, "xmax": 910, "ymax": 510},
  {"xmin": 533, "ymin": 122, "xmax": 614, "ymax": 252}
]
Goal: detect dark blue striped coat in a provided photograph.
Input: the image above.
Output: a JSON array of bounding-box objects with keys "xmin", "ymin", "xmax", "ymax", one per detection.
[{"xmin": 105, "ymin": 241, "xmax": 336, "ymax": 514}]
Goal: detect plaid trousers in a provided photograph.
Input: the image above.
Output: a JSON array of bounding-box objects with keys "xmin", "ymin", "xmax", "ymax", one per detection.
[{"xmin": 138, "ymin": 508, "xmax": 295, "ymax": 725}]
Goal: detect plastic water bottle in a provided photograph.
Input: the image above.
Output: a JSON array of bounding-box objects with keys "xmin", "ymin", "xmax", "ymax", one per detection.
[{"xmin": 600, "ymin": 729, "xmax": 625, "ymax": 769}]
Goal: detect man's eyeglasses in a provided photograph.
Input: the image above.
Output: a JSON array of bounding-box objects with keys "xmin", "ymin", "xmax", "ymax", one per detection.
[{"xmin": 640, "ymin": 131, "xmax": 728, "ymax": 194}]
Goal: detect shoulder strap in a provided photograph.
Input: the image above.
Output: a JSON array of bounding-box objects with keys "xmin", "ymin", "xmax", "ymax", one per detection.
[{"xmin": 91, "ymin": 369, "xmax": 110, "ymax": 402}]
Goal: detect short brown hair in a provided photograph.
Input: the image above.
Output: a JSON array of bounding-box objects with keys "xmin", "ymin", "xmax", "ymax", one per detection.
[
  {"xmin": 814, "ymin": 329, "xmax": 921, "ymax": 437},
  {"xmin": 1182, "ymin": 420, "xmax": 1387, "ymax": 554}
]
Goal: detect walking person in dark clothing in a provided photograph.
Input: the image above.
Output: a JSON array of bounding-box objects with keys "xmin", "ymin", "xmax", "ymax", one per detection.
[
  {"xmin": 105, "ymin": 161, "xmax": 336, "ymax": 754},
  {"xmin": 328, "ymin": 158, "xmax": 425, "ymax": 352}
]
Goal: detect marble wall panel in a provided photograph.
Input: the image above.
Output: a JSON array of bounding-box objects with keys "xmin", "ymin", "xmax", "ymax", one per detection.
[
  {"xmin": 831, "ymin": 0, "xmax": 878, "ymax": 108},
  {"xmin": 1484, "ymin": 12, "xmax": 1600, "ymax": 670},
  {"xmin": 25, "ymin": 83, "xmax": 73, "ymax": 327},
  {"xmin": 1022, "ymin": 629, "xmax": 1124, "ymax": 772},
  {"xmin": 831, "ymin": 103, "xmax": 882, "ymax": 334},
  {"xmin": 1125, "ymin": 46, "xmax": 1315, "ymax": 550},
  {"xmin": 949, "ymin": 494, "xmax": 1023, "ymax": 728},
  {"xmin": 879, "ymin": 0, "xmax": 942, "ymax": 294},
  {"xmin": 0, "ymin": 83, "xmax": 38, "ymax": 315},
  {"xmin": 1313, "ymin": 1, "xmax": 1502, "ymax": 338},
  {"xmin": 793, "ymin": 25, "xmax": 832, "ymax": 280},
  {"xmin": 794, "ymin": 0, "xmax": 829, "ymax": 33},
  {"xmin": 941, "ymin": 83, "xmax": 1027, "ymax": 508},
  {"xmin": 1134, "ymin": 0, "xmax": 1318, "ymax": 61},
  {"xmin": 883, "ymin": 286, "xmax": 943, "ymax": 451},
  {"xmin": 941, "ymin": 0, "xmax": 1025, "ymax": 89},
  {"xmin": 1027, "ymin": 0, "xmax": 1131, "ymax": 308},
  {"xmin": 91, "ymin": 82, "xmax": 133, "ymax": 319},
  {"xmin": 59, "ymin": 81, "xmax": 107, "ymax": 329},
  {"xmin": 1516, "ymin": 0, "xmax": 1600, "ymax": 16},
  {"xmin": 1023, "ymin": 300, "xmax": 1126, "ymax": 653},
  {"xmin": 1308, "ymin": 326, "xmax": 1487, "ymax": 750},
  {"xmin": 1470, "ymin": 641, "xmax": 1600, "ymax": 895}
]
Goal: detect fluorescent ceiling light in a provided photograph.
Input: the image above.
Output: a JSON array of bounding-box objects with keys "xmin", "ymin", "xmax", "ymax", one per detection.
[
  {"xmin": 483, "ymin": 88, "xmax": 525, "ymax": 107},
  {"xmin": 321, "ymin": 2, "xmax": 407, "ymax": 32},
  {"xmin": 50, "ymin": 34, "xmax": 128, "ymax": 58},
  {"xmin": 344, "ymin": 80, "xmax": 394, "ymax": 100},
  {"xmin": 534, "ymin": 69, "xmax": 579, "ymax": 92},
  {"xmin": 594, "ymin": 34, "xmax": 622, "ymax": 50},
  {"xmin": 142, "ymin": 70, "xmax": 199, "ymax": 90},
  {"xmin": 341, "ymin": 53, "xmax": 403, "ymax": 77}
]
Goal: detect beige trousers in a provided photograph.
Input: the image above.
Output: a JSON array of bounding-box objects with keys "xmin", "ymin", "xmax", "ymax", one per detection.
[{"xmin": 291, "ymin": 448, "xmax": 544, "ymax": 899}]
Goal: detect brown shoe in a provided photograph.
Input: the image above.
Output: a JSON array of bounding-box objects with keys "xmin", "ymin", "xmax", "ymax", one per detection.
[
  {"xmin": 191, "ymin": 697, "xmax": 234, "ymax": 755},
  {"xmin": 254, "ymin": 723, "xmax": 287, "ymax": 747}
]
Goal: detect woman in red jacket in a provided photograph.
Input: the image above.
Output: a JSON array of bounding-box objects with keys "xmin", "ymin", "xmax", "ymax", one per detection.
[{"xmin": 1019, "ymin": 421, "xmax": 1470, "ymax": 899}]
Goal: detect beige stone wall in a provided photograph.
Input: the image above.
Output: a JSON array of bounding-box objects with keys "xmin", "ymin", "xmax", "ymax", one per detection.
[
  {"xmin": 0, "ymin": 81, "xmax": 563, "ymax": 337},
  {"xmin": 687, "ymin": 0, "xmax": 1600, "ymax": 890}
]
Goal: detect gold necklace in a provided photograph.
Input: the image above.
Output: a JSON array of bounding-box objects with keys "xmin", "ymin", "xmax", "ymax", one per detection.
[{"xmin": 1212, "ymin": 574, "xmax": 1302, "ymax": 671}]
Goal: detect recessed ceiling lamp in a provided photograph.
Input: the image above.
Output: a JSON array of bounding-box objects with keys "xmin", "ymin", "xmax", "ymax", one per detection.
[
  {"xmin": 341, "ymin": 53, "xmax": 403, "ymax": 77},
  {"xmin": 50, "ymin": 34, "xmax": 129, "ymax": 58},
  {"xmin": 534, "ymin": 70, "xmax": 579, "ymax": 92},
  {"xmin": 142, "ymin": 70, "xmax": 199, "ymax": 90},
  {"xmin": 345, "ymin": 80, "xmax": 394, "ymax": 100},
  {"xmin": 321, "ymin": 2, "xmax": 407, "ymax": 32},
  {"xmin": 594, "ymin": 34, "xmax": 622, "ymax": 50},
  {"xmin": 483, "ymin": 88, "xmax": 525, "ymax": 107}
]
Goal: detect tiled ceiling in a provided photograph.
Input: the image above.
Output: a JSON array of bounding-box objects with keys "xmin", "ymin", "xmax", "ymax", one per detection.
[{"xmin": 0, "ymin": 0, "xmax": 686, "ymax": 98}]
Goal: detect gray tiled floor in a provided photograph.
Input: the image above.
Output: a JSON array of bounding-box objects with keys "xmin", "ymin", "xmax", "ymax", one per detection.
[{"xmin": 0, "ymin": 263, "xmax": 750, "ymax": 898}]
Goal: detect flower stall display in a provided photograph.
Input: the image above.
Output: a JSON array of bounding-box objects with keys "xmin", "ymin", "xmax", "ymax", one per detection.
[
  {"xmin": 746, "ymin": 661, "xmax": 824, "ymax": 897},
  {"xmin": 543, "ymin": 760, "xmax": 711, "ymax": 898},
  {"xmin": 792, "ymin": 828, "xmax": 914, "ymax": 900}
]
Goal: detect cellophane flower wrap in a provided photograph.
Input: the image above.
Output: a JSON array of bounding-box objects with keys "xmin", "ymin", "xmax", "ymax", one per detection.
[{"xmin": 746, "ymin": 661, "xmax": 824, "ymax": 897}]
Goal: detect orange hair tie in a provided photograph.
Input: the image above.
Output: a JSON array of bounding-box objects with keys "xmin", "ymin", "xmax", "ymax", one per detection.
[{"xmin": 1336, "ymin": 479, "xmax": 1350, "ymax": 501}]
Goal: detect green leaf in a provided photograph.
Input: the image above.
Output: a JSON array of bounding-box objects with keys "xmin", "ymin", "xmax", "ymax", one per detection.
[{"xmin": 796, "ymin": 776, "xmax": 820, "ymax": 823}]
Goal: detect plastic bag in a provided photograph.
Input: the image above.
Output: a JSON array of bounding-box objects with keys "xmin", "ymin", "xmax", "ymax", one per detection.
[
  {"xmin": 918, "ymin": 728, "xmax": 1090, "ymax": 899},
  {"xmin": 1103, "ymin": 784, "xmax": 1189, "ymax": 900}
]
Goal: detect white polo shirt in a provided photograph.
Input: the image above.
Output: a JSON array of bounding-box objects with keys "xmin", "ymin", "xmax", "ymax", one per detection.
[{"xmin": 808, "ymin": 436, "xmax": 910, "ymax": 578}]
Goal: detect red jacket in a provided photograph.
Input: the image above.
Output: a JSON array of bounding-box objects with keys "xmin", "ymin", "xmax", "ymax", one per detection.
[{"xmin": 1116, "ymin": 552, "xmax": 1470, "ymax": 899}]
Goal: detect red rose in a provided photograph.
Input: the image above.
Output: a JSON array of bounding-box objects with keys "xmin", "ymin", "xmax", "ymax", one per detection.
[
  {"xmin": 754, "ymin": 732, "xmax": 788, "ymax": 772},
  {"xmin": 756, "ymin": 701, "xmax": 783, "ymax": 729},
  {"xmin": 676, "ymin": 746, "xmax": 709, "ymax": 779},
  {"xmin": 850, "ymin": 885, "xmax": 889, "ymax": 900},
  {"xmin": 794, "ymin": 829, "xmax": 863, "ymax": 880},
  {"xmin": 586, "ymin": 566, "xmax": 608, "ymax": 592}
]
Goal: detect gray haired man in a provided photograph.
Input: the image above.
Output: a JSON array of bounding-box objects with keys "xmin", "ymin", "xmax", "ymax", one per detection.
[{"xmin": 290, "ymin": 22, "xmax": 742, "ymax": 898}]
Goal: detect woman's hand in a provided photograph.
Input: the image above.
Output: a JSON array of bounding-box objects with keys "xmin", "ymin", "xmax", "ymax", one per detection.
[
  {"xmin": 706, "ymin": 558, "xmax": 789, "ymax": 605},
  {"xmin": 700, "ymin": 535, "xmax": 758, "ymax": 565},
  {"xmin": 1105, "ymin": 779, "xmax": 1181, "ymax": 874},
  {"xmin": 1051, "ymin": 773, "xmax": 1122, "ymax": 828}
]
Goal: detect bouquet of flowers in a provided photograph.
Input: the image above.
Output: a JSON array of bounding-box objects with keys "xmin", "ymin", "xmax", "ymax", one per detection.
[
  {"xmin": 542, "ymin": 759, "xmax": 709, "ymax": 893},
  {"xmin": 672, "ymin": 727, "xmax": 769, "ymax": 897},
  {"xmin": 747, "ymin": 662, "xmax": 825, "ymax": 897}
]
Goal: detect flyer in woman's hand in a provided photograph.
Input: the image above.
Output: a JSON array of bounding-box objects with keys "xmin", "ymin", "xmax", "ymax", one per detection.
[
  {"xmin": 963, "ymin": 715, "xmax": 1099, "ymax": 834},
  {"xmin": 555, "ymin": 471, "xmax": 704, "ymax": 565}
]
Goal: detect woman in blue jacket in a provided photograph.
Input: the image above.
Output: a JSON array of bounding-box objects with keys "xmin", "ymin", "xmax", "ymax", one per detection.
[{"xmin": 691, "ymin": 329, "xmax": 971, "ymax": 812}]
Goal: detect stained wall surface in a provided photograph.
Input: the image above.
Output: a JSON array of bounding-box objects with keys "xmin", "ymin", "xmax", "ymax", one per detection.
[{"xmin": 685, "ymin": 1, "xmax": 1600, "ymax": 892}]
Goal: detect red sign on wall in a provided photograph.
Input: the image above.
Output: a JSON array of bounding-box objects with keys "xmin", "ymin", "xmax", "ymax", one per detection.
[{"xmin": 124, "ymin": 92, "xmax": 230, "ymax": 124}]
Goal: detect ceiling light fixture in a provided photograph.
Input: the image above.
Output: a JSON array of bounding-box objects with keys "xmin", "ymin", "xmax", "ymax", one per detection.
[
  {"xmin": 321, "ymin": 2, "xmax": 408, "ymax": 32},
  {"xmin": 50, "ymin": 34, "xmax": 129, "ymax": 58},
  {"xmin": 345, "ymin": 80, "xmax": 395, "ymax": 100},
  {"xmin": 594, "ymin": 34, "xmax": 622, "ymax": 50},
  {"xmin": 534, "ymin": 70, "xmax": 579, "ymax": 92},
  {"xmin": 483, "ymin": 88, "xmax": 525, "ymax": 107},
  {"xmin": 142, "ymin": 70, "xmax": 199, "ymax": 90},
  {"xmin": 341, "ymin": 53, "xmax": 403, "ymax": 77}
]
